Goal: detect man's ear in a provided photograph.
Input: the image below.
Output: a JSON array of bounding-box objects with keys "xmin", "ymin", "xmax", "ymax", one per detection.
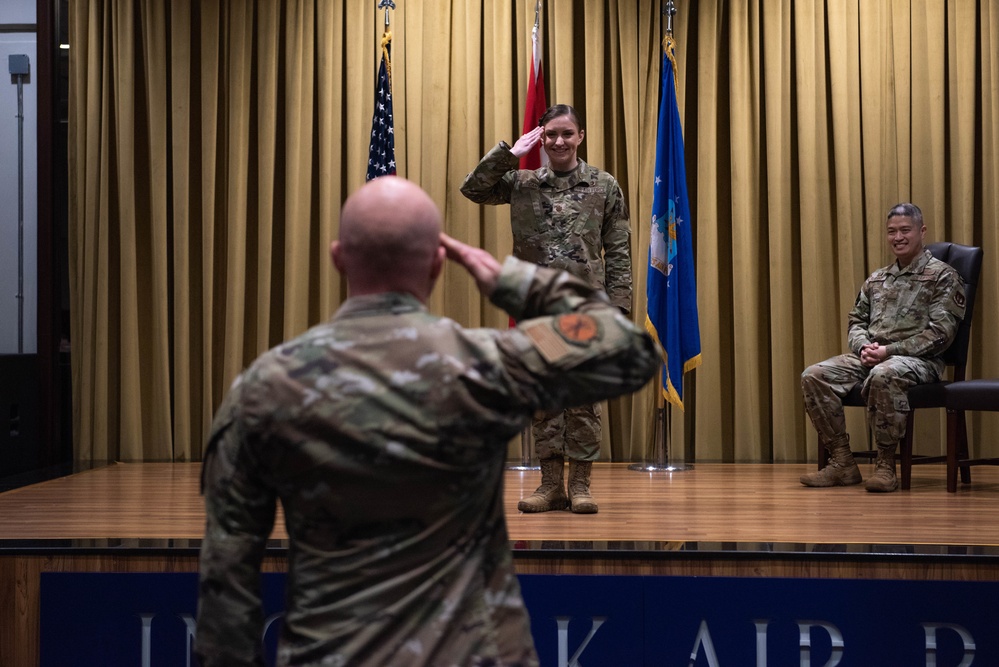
[
  {"xmin": 429, "ymin": 245, "xmax": 446, "ymax": 282},
  {"xmin": 330, "ymin": 241, "xmax": 344, "ymax": 274}
]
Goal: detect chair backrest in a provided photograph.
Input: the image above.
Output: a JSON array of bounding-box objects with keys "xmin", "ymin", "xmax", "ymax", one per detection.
[{"xmin": 926, "ymin": 241, "xmax": 983, "ymax": 376}]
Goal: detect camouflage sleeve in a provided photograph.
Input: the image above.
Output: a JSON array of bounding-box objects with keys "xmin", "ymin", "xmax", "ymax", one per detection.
[
  {"xmin": 490, "ymin": 256, "xmax": 657, "ymax": 411},
  {"xmin": 195, "ymin": 393, "xmax": 277, "ymax": 667},
  {"xmin": 846, "ymin": 282, "xmax": 873, "ymax": 355},
  {"xmin": 491, "ymin": 256, "xmax": 608, "ymax": 320},
  {"xmin": 459, "ymin": 143, "xmax": 521, "ymax": 206},
  {"xmin": 885, "ymin": 268, "xmax": 966, "ymax": 359},
  {"xmin": 600, "ymin": 177, "xmax": 633, "ymax": 314}
]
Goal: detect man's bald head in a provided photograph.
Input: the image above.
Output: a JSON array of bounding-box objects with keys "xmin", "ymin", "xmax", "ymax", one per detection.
[{"xmin": 332, "ymin": 177, "xmax": 444, "ymax": 301}]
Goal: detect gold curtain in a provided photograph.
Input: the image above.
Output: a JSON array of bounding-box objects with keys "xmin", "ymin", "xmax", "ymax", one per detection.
[{"xmin": 69, "ymin": 0, "xmax": 999, "ymax": 466}]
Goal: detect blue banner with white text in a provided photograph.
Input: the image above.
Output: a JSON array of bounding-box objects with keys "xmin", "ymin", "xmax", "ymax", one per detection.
[{"xmin": 40, "ymin": 572, "xmax": 997, "ymax": 666}]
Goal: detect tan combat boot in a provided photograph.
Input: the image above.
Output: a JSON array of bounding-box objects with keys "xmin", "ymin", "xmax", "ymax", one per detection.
[
  {"xmin": 518, "ymin": 456, "xmax": 569, "ymax": 512},
  {"xmin": 567, "ymin": 460, "xmax": 598, "ymax": 514},
  {"xmin": 799, "ymin": 435, "xmax": 863, "ymax": 487},
  {"xmin": 865, "ymin": 443, "xmax": 899, "ymax": 492}
]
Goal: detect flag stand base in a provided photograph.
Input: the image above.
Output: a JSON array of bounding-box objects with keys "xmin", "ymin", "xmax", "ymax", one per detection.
[
  {"xmin": 629, "ymin": 404, "xmax": 691, "ymax": 473},
  {"xmin": 627, "ymin": 462, "xmax": 693, "ymax": 472},
  {"xmin": 506, "ymin": 428, "xmax": 540, "ymax": 471}
]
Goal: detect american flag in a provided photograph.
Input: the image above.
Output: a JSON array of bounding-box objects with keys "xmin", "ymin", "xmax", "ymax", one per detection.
[
  {"xmin": 519, "ymin": 11, "xmax": 547, "ymax": 170},
  {"xmin": 366, "ymin": 32, "xmax": 396, "ymax": 181}
]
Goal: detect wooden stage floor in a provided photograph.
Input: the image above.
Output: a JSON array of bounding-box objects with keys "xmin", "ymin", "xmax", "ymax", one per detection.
[
  {"xmin": 5, "ymin": 462, "xmax": 999, "ymax": 665},
  {"xmin": 2, "ymin": 460, "xmax": 999, "ymax": 547}
]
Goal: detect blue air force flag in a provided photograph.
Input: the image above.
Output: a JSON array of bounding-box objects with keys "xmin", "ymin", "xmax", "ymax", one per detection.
[
  {"xmin": 646, "ymin": 34, "xmax": 702, "ymax": 409},
  {"xmin": 366, "ymin": 32, "xmax": 396, "ymax": 181}
]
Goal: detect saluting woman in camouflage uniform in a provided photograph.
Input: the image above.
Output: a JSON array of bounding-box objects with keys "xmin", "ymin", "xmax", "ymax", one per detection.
[{"xmin": 461, "ymin": 104, "xmax": 633, "ymax": 514}]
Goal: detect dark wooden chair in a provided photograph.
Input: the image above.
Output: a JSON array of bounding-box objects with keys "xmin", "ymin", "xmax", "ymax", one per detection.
[
  {"xmin": 818, "ymin": 242, "xmax": 984, "ymax": 490},
  {"xmin": 945, "ymin": 379, "xmax": 999, "ymax": 492}
]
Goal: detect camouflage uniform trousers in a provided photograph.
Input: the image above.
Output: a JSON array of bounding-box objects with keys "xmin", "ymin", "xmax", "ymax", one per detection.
[
  {"xmin": 532, "ymin": 403, "xmax": 601, "ymax": 462},
  {"xmin": 801, "ymin": 353, "xmax": 940, "ymax": 446}
]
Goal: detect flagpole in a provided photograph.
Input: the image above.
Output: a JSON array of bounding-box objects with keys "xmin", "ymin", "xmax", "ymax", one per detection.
[
  {"xmin": 508, "ymin": 0, "xmax": 545, "ymax": 472},
  {"xmin": 629, "ymin": 0, "xmax": 691, "ymax": 474}
]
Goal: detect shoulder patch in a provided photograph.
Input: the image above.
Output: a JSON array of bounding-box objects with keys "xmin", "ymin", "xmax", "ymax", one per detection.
[
  {"xmin": 555, "ymin": 314, "xmax": 601, "ymax": 346},
  {"xmin": 954, "ymin": 291, "xmax": 966, "ymax": 308}
]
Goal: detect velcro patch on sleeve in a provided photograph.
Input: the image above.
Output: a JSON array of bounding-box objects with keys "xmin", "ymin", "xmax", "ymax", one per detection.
[
  {"xmin": 522, "ymin": 315, "xmax": 602, "ymax": 365},
  {"xmin": 520, "ymin": 313, "xmax": 625, "ymax": 366},
  {"xmin": 522, "ymin": 320, "xmax": 576, "ymax": 364}
]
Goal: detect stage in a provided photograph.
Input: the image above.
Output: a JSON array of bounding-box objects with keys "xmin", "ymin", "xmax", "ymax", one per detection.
[{"xmin": 3, "ymin": 462, "xmax": 999, "ymax": 664}]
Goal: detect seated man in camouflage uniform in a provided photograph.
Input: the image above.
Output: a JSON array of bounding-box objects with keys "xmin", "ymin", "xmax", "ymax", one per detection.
[
  {"xmin": 800, "ymin": 202, "xmax": 966, "ymax": 493},
  {"xmin": 194, "ymin": 176, "xmax": 657, "ymax": 666}
]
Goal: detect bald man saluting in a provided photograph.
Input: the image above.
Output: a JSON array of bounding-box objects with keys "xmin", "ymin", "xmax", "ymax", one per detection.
[{"xmin": 195, "ymin": 176, "xmax": 657, "ymax": 667}]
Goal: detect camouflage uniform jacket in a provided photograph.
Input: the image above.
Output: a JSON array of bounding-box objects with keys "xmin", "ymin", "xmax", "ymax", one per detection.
[
  {"xmin": 460, "ymin": 143, "xmax": 633, "ymax": 314},
  {"xmin": 195, "ymin": 257, "xmax": 657, "ymax": 667},
  {"xmin": 847, "ymin": 248, "xmax": 966, "ymax": 376}
]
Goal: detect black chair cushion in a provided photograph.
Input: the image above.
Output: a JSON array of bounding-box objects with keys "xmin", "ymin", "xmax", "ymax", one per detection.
[
  {"xmin": 842, "ymin": 385, "xmax": 864, "ymax": 407},
  {"xmin": 946, "ymin": 379, "xmax": 999, "ymax": 412},
  {"xmin": 843, "ymin": 381, "xmax": 949, "ymax": 409}
]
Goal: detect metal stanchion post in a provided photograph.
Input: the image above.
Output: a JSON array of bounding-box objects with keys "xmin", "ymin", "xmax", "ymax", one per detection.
[{"xmin": 9, "ymin": 54, "xmax": 30, "ymax": 353}]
